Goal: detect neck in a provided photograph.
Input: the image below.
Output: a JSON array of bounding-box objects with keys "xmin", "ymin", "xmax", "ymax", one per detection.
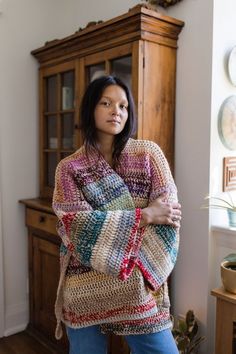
[{"xmin": 96, "ymin": 135, "xmax": 115, "ymax": 165}]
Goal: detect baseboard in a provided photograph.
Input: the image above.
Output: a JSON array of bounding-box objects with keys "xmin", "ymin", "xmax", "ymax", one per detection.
[
  {"xmin": 4, "ymin": 323, "xmax": 28, "ymax": 337},
  {"xmin": 4, "ymin": 302, "xmax": 29, "ymax": 337}
]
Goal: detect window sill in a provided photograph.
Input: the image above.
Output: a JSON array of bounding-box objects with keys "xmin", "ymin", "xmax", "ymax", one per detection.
[{"xmin": 211, "ymin": 225, "xmax": 236, "ymax": 236}]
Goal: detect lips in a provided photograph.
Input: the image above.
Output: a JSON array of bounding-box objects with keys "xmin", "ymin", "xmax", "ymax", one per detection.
[{"xmin": 107, "ymin": 119, "xmax": 121, "ymax": 124}]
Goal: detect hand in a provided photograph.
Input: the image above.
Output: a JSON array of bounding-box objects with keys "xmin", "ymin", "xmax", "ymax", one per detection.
[{"xmin": 140, "ymin": 193, "xmax": 181, "ymax": 228}]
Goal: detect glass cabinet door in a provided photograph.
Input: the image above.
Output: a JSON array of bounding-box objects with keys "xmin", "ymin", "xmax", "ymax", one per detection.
[
  {"xmin": 42, "ymin": 67, "xmax": 75, "ymax": 194},
  {"xmin": 88, "ymin": 63, "xmax": 106, "ymax": 83},
  {"xmin": 46, "ymin": 76, "xmax": 57, "ymax": 112},
  {"xmin": 85, "ymin": 56, "xmax": 132, "ymax": 87},
  {"xmin": 111, "ymin": 56, "xmax": 132, "ymax": 89},
  {"xmin": 61, "ymin": 71, "xmax": 75, "ymax": 110}
]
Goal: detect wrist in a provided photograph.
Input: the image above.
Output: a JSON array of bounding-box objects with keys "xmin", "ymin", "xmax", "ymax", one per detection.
[{"xmin": 140, "ymin": 207, "xmax": 151, "ymax": 227}]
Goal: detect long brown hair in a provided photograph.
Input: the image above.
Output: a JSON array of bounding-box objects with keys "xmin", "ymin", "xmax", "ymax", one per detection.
[{"xmin": 79, "ymin": 75, "xmax": 136, "ymax": 165}]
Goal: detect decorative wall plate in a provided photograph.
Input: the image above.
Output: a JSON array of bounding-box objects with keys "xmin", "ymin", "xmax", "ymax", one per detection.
[
  {"xmin": 218, "ymin": 95, "xmax": 236, "ymax": 150},
  {"xmin": 228, "ymin": 46, "xmax": 236, "ymax": 86}
]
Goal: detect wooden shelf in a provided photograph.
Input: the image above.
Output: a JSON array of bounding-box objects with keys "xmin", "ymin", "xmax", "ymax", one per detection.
[
  {"xmin": 212, "ymin": 225, "xmax": 236, "ymax": 236},
  {"xmin": 211, "ymin": 287, "xmax": 236, "ymax": 305},
  {"xmin": 20, "ymin": 198, "xmax": 53, "ymax": 214}
]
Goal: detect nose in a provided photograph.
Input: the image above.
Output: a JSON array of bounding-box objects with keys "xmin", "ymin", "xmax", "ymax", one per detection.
[{"xmin": 111, "ymin": 104, "xmax": 120, "ymax": 116}]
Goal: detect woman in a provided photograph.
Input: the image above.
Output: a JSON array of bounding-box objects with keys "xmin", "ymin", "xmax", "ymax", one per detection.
[{"xmin": 52, "ymin": 76, "xmax": 181, "ymax": 354}]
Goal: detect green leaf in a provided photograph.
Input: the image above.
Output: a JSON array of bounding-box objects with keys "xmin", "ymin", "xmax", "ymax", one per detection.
[
  {"xmin": 172, "ymin": 310, "xmax": 205, "ymax": 353},
  {"xmin": 224, "ymin": 254, "xmax": 236, "ymax": 262},
  {"xmin": 179, "ymin": 320, "xmax": 188, "ymax": 333},
  {"xmin": 186, "ymin": 310, "xmax": 195, "ymax": 329},
  {"xmin": 187, "ymin": 321, "xmax": 197, "ymax": 338},
  {"xmin": 202, "ymin": 203, "xmax": 236, "ymax": 210},
  {"xmin": 228, "ymin": 193, "xmax": 236, "ymax": 208},
  {"xmin": 188, "ymin": 336, "xmax": 206, "ymax": 352},
  {"xmin": 172, "ymin": 329, "xmax": 182, "ymax": 337},
  {"xmin": 204, "ymin": 196, "xmax": 235, "ymax": 209},
  {"xmin": 178, "ymin": 337, "xmax": 190, "ymax": 350}
]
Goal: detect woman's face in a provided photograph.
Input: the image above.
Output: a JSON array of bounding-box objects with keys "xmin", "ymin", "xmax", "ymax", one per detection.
[{"xmin": 94, "ymin": 84, "xmax": 129, "ymax": 141}]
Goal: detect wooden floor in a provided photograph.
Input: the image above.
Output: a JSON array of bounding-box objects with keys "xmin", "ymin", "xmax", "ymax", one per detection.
[{"xmin": 0, "ymin": 331, "xmax": 54, "ymax": 354}]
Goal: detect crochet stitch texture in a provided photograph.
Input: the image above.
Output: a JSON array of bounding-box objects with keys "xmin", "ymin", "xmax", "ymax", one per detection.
[{"xmin": 52, "ymin": 139, "xmax": 179, "ymax": 338}]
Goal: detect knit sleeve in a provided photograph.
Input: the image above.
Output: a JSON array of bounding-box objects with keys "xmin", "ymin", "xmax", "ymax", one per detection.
[
  {"xmin": 52, "ymin": 160, "xmax": 143, "ymax": 280},
  {"xmin": 137, "ymin": 142, "xmax": 180, "ymax": 291}
]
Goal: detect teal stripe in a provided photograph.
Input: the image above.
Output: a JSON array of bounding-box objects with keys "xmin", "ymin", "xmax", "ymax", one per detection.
[
  {"xmin": 60, "ymin": 242, "xmax": 68, "ymax": 256},
  {"xmin": 155, "ymin": 225, "xmax": 176, "ymax": 254},
  {"xmin": 75, "ymin": 211, "xmax": 107, "ymax": 266}
]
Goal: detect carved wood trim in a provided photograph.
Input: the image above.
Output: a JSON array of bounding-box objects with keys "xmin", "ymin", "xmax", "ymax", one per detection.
[
  {"xmin": 31, "ymin": 6, "xmax": 184, "ymax": 66},
  {"xmin": 223, "ymin": 156, "xmax": 236, "ymax": 192}
]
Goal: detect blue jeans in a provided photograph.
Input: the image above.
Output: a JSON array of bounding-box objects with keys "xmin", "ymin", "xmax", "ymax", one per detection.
[{"xmin": 66, "ymin": 325, "xmax": 179, "ymax": 354}]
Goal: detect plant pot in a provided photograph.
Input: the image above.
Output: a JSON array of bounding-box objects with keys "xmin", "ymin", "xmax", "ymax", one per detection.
[
  {"xmin": 145, "ymin": 0, "xmax": 183, "ymax": 8},
  {"xmin": 221, "ymin": 260, "xmax": 236, "ymax": 294},
  {"xmin": 227, "ymin": 209, "xmax": 236, "ymax": 228}
]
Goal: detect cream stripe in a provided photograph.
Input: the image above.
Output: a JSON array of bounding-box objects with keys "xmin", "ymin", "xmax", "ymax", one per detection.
[{"xmin": 90, "ymin": 211, "xmax": 122, "ymax": 274}]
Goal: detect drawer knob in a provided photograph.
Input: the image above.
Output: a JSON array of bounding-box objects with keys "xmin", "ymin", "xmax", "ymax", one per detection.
[{"xmin": 39, "ymin": 215, "xmax": 46, "ymax": 223}]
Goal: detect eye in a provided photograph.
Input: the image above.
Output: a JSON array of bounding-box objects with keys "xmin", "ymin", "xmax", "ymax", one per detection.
[
  {"xmin": 120, "ymin": 104, "xmax": 128, "ymax": 110},
  {"xmin": 100, "ymin": 100, "xmax": 110, "ymax": 107}
]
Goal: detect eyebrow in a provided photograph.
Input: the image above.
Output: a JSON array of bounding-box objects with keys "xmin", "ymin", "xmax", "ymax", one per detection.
[{"xmin": 101, "ymin": 96, "xmax": 128, "ymax": 104}]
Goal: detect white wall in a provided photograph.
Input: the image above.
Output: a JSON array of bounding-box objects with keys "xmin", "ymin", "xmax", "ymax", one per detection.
[
  {"xmin": 210, "ymin": 0, "xmax": 236, "ymax": 212},
  {"xmin": 0, "ymin": 0, "xmax": 141, "ymax": 337},
  {"xmin": 166, "ymin": 1, "xmax": 213, "ymax": 353},
  {"xmin": 169, "ymin": 0, "xmax": 236, "ymax": 353}
]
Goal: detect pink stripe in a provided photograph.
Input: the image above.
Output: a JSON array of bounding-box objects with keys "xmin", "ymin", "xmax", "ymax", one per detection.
[
  {"xmin": 136, "ymin": 258, "xmax": 159, "ymax": 291},
  {"xmin": 119, "ymin": 208, "xmax": 143, "ymax": 280},
  {"xmin": 63, "ymin": 297, "xmax": 156, "ymax": 324}
]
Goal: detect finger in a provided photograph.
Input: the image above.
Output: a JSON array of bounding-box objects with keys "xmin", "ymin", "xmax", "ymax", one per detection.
[
  {"xmin": 172, "ymin": 214, "xmax": 181, "ymax": 221},
  {"xmin": 171, "ymin": 214, "xmax": 182, "ymax": 222},
  {"xmin": 166, "ymin": 217, "xmax": 174, "ymax": 225},
  {"xmin": 173, "ymin": 221, "xmax": 181, "ymax": 229},
  {"xmin": 173, "ymin": 210, "xmax": 182, "ymax": 217},
  {"xmin": 172, "ymin": 202, "xmax": 181, "ymax": 210}
]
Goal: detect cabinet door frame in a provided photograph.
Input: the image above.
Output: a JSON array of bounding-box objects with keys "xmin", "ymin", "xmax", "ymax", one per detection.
[
  {"xmin": 79, "ymin": 43, "xmax": 133, "ymax": 97},
  {"xmin": 32, "ymin": 234, "xmax": 60, "ymax": 331},
  {"xmin": 39, "ymin": 61, "xmax": 77, "ymax": 199},
  {"xmin": 27, "ymin": 228, "xmax": 68, "ymax": 353}
]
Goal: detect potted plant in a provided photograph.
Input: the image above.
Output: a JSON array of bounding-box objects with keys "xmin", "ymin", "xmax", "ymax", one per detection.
[
  {"xmin": 143, "ymin": 0, "xmax": 183, "ymax": 8},
  {"xmin": 172, "ymin": 310, "xmax": 205, "ymax": 354},
  {"xmin": 221, "ymin": 254, "xmax": 236, "ymax": 294},
  {"xmin": 202, "ymin": 193, "xmax": 236, "ymax": 228}
]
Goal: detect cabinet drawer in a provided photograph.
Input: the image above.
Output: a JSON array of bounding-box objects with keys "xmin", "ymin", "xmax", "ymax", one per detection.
[{"xmin": 26, "ymin": 208, "xmax": 58, "ymax": 235}]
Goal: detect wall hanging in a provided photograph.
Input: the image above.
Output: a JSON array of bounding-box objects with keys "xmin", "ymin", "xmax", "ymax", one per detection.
[
  {"xmin": 228, "ymin": 46, "xmax": 236, "ymax": 86},
  {"xmin": 223, "ymin": 156, "xmax": 236, "ymax": 192},
  {"xmin": 218, "ymin": 95, "xmax": 236, "ymax": 150}
]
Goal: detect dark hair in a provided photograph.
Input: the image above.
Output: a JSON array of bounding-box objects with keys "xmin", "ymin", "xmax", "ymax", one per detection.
[{"xmin": 79, "ymin": 75, "xmax": 136, "ymax": 164}]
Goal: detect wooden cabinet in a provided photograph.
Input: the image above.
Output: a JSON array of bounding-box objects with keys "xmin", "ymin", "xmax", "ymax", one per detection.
[
  {"xmin": 21, "ymin": 5, "xmax": 183, "ymax": 354},
  {"xmin": 211, "ymin": 287, "xmax": 236, "ymax": 354},
  {"xmin": 20, "ymin": 199, "xmax": 68, "ymax": 353}
]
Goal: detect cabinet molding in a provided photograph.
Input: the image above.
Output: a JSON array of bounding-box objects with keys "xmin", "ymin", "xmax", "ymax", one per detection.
[{"xmin": 31, "ymin": 5, "xmax": 184, "ymax": 67}]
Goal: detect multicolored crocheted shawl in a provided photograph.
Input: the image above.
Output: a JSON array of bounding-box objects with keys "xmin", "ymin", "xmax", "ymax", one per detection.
[{"xmin": 52, "ymin": 139, "xmax": 179, "ymax": 338}]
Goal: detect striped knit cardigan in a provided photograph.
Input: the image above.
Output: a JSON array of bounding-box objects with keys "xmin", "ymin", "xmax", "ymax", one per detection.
[{"xmin": 52, "ymin": 139, "xmax": 179, "ymax": 338}]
